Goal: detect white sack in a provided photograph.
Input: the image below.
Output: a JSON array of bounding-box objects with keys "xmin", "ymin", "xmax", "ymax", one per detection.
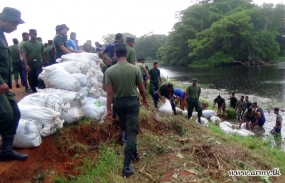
[
  {"xmin": 39, "ymin": 65, "xmax": 81, "ymax": 92},
  {"xmin": 78, "ymin": 87, "xmax": 89, "ymax": 97},
  {"xmin": 61, "ymin": 107, "xmax": 84, "ymax": 124},
  {"xmin": 71, "ymin": 73, "xmax": 89, "ymax": 87},
  {"xmin": 175, "ymin": 107, "xmax": 183, "ymax": 114},
  {"xmin": 202, "ymin": 110, "xmax": 216, "ymax": 118},
  {"xmin": 234, "ymin": 129, "xmax": 254, "ymax": 137},
  {"xmin": 12, "ymin": 119, "xmax": 42, "ymax": 148},
  {"xmin": 18, "ymin": 105, "xmax": 64, "ymax": 136},
  {"xmin": 81, "ymin": 97, "xmax": 107, "ymax": 123},
  {"xmin": 89, "ymin": 87, "xmax": 101, "ymax": 98},
  {"xmin": 37, "ymin": 88, "xmax": 86, "ymax": 107},
  {"xmin": 97, "ymin": 97, "xmax": 107, "ymax": 106},
  {"xmin": 210, "ymin": 116, "xmax": 221, "ymax": 125},
  {"xmin": 55, "ymin": 61, "xmax": 83, "ymax": 74},
  {"xmin": 158, "ymin": 99, "xmax": 173, "ymax": 115},
  {"xmin": 222, "ymin": 121, "xmax": 233, "ymax": 128},
  {"xmin": 18, "ymin": 93, "xmax": 69, "ymax": 113},
  {"xmin": 196, "ymin": 117, "xmax": 208, "ymax": 126},
  {"xmin": 40, "ymin": 127, "xmax": 57, "ymax": 137},
  {"xmin": 219, "ymin": 122, "xmax": 235, "ymax": 135},
  {"xmin": 182, "ymin": 110, "xmax": 188, "ymax": 116}
]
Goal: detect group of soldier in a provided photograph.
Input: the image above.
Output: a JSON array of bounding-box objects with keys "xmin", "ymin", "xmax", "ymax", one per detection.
[{"xmin": 0, "ymin": 6, "xmax": 283, "ymax": 178}]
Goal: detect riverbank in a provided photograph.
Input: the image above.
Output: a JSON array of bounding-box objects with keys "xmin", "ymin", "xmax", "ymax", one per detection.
[{"xmin": 1, "ymin": 83, "xmax": 285, "ymax": 182}]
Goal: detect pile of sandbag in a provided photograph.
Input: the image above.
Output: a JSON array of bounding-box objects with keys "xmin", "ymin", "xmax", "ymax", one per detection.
[{"xmin": 219, "ymin": 121, "xmax": 254, "ymax": 137}]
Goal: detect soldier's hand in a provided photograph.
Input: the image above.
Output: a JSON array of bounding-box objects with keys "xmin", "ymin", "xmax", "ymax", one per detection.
[
  {"xmin": 0, "ymin": 84, "xmax": 10, "ymax": 94},
  {"xmin": 25, "ymin": 65, "xmax": 31, "ymax": 72},
  {"xmin": 141, "ymin": 99, "xmax": 150, "ymax": 107},
  {"xmin": 106, "ymin": 111, "xmax": 112, "ymax": 120},
  {"xmin": 162, "ymin": 99, "xmax": 166, "ymax": 103}
]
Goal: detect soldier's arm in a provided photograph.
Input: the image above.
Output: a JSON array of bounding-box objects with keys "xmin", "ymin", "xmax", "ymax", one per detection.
[
  {"xmin": 59, "ymin": 45, "xmax": 71, "ymax": 54},
  {"xmin": 67, "ymin": 47, "xmax": 80, "ymax": 53},
  {"xmin": 130, "ymin": 50, "xmax": 136, "ymax": 65},
  {"xmin": 22, "ymin": 52, "xmax": 31, "ymax": 72}
]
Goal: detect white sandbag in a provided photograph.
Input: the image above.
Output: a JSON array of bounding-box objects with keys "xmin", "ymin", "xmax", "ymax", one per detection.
[
  {"xmin": 192, "ymin": 111, "xmax": 198, "ymax": 117},
  {"xmin": 55, "ymin": 61, "xmax": 83, "ymax": 74},
  {"xmin": 234, "ymin": 129, "xmax": 254, "ymax": 137},
  {"xmin": 97, "ymin": 96, "xmax": 107, "ymax": 106},
  {"xmin": 18, "ymin": 93, "xmax": 70, "ymax": 113},
  {"xmin": 18, "ymin": 105, "xmax": 64, "ymax": 136},
  {"xmin": 40, "ymin": 127, "xmax": 57, "ymax": 137},
  {"xmin": 175, "ymin": 107, "xmax": 183, "ymax": 114},
  {"xmin": 89, "ymin": 87, "xmax": 101, "ymax": 98},
  {"xmin": 61, "ymin": 52, "xmax": 100, "ymax": 63},
  {"xmin": 222, "ymin": 121, "xmax": 233, "ymax": 128},
  {"xmin": 12, "ymin": 119, "xmax": 42, "ymax": 148},
  {"xmin": 196, "ymin": 117, "xmax": 208, "ymax": 126},
  {"xmin": 158, "ymin": 99, "xmax": 173, "ymax": 115},
  {"xmin": 89, "ymin": 76, "xmax": 99, "ymax": 88},
  {"xmin": 37, "ymin": 88, "xmax": 86, "ymax": 107},
  {"xmin": 219, "ymin": 122, "xmax": 235, "ymax": 135},
  {"xmin": 210, "ymin": 116, "xmax": 221, "ymax": 125},
  {"xmin": 95, "ymin": 69, "xmax": 104, "ymax": 81},
  {"xmin": 182, "ymin": 110, "xmax": 188, "ymax": 116},
  {"xmin": 78, "ymin": 87, "xmax": 89, "ymax": 97},
  {"xmin": 81, "ymin": 97, "xmax": 107, "ymax": 123},
  {"xmin": 61, "ymin": 107, "xmax": 84, "ymax": 124},
  {"xmin": 240, "ymin": 123, "xmax": 247, "ymax": 129},
  {"xmin": 202, "ymin": 110, "xmax": 216, "ymax": 118},
  {"xmin": 71, "ymin": 73, "xmax": 89, "ymax": 87},
  {"xmin": 39, "ymin": 65, "xmax": 81, "ymax": 92}
]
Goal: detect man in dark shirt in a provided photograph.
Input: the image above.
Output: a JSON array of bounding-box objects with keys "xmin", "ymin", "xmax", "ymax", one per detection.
[
  {"xmin": 149, "ymin": 62, "xmax": 161, "ymax": 97},
  {"xmin": 9, "ymin": 38, "xmax": 22, "ymax": 88},
  {"xmin": 153, "ymin": 82, "xmax": 176, "ymax": 115},
  {"xmin": 53, "ymin": 24, "xmax": 80, "ymax": 60},
  {"xmin": 101, "ymin": 33, "xmax": 123, "ymax": 67},
  {"xmin": 228, "ymin": 92, "xmax": 237, "ymax": 109},
  {"xmin": 212, "ymin": 95, "xmax": 226, "ymax": 118}
]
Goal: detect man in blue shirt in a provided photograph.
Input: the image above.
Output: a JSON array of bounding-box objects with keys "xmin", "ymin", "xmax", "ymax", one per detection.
[
  {"xmin": 101, "ymin": 33, "xmax": 123, "ymax": 66},
  {"xmin": 67, "ymin": 32, "xmax": 77, "ymax": 51},
  {"xmin": 174, "ymin": 88, "xmax": 187, "ymax": 110},
  {"xmin": 252, "ymin": 102, "xmax": 266, "ymax": 128}
]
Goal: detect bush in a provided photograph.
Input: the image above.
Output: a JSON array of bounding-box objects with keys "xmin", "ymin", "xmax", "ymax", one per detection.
[{"xmin": 226, "ymin": 108, "xmax": 237, "ymax": 119}]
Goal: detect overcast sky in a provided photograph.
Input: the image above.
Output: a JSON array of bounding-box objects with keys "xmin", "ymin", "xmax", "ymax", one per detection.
[{"xmin": 1, "ymin": 0, "xmax": 284, "ymax": 46}]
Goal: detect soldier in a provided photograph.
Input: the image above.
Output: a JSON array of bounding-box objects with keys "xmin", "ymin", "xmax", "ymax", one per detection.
[
  {"xmin": 9, "ymin": 38, "xmax": 22, "ymax": 88},
  {"xmin": 23, "ymin": 29, "xmax": 46, "ymax": 92},
  {"xmin": 141, "ymin": 58, "xmax": 149, "ymax": 88},
  {"xmin": 235, "ymin": 96, "xmax": 247, "ymax": 121},
  {"xmin": 228, "ymin": 92, "xmax": 237, "ymax": 109},
  {"xmin": 18, "ymin": 32, "xmax": 31, "ymax": 92},
  {"xmin": 252, "ymin": 102, "xmax": 266, "ymax": 128},
  {"xmin": 186, "ymin": 78, "xmax": 202, "ymax": 123},
  {"xmin": 101, "ymin": 33, "xmax": 123, "ymax": 67},
  {"xmin": 136, "ymin": 58, "xmax": 149, "ymax": 88},
  {"xmin": 239, "ymin": 108, "xmax": 255, "ymax": 129},
  {"xmin": 105, "ymin": 43, "xmax": 147, "ymax": 177},
  {"xmin": 36, "ymin": 37, "xmax": 42, "ymax": 42},
  {"xmin": 45, "ymin": 40, "xmax": 53, "ymax": 65},
  {"xmin": 213, "ymin": 95, "xmax": 226, "ymax": 119},
  {"xmin": 0, "ymin": 7, "xmax": 28, "ymax": 161},
  {"xmin": 148, "ymin": 62, "xmax": 161, "ymax": 97},
  {"xmin": 126, "ymin": 37, "xmax": 136, "ymax": 65}
]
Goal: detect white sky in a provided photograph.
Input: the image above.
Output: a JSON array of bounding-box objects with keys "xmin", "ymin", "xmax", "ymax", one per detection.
[{"xmin": 1, "ymin": 0, "xmax": 284, "ymax": 46}]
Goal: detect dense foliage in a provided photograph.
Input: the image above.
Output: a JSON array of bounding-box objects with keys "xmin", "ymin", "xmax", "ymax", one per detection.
[
  {"xmin": 102, "ymin": 32, "xmax": 166, "ymax": 60},
  {"xmin": 157, "ymin": 0, "xmax": 285, "ymax": 66}
]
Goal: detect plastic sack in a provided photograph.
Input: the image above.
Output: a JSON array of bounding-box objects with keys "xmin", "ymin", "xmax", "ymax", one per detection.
[
  {"xmin": 40, "ymin": 127, "xmax": 57, "ymax": 137},
  {"xmin": 55, "ymin": 61, "xmax": 83, "ymax": 74},
  {"xmin": 175, "ymin": 107, "xmax": 183, "ymax": 114},
  {"xmin": 78, "ymin": 87, "xmax": 89, "ymax": 97},
  {"xmin": 61, "ymin": 107, "xmax": 84, "ymax": 124},
  {"xmin": 202, "ymin": 110, "xmax": 216, "ymax": 118},
  {"xmin": 219, "ymin": 122, "xmax": 235, "ymax": 135},
  {"xmin": 158, "ymin": 99, "xmax": 173, "ymax": 115},
  {"xmin": 196, "ymin": 117, "xmax": 208, "ymax": 126},
  {"xmin": 97, "ymin": 96, "xmax": 107, "ymax": 106},
  {"xmin": 0, "ymin": 119, "xmax": 42, "ymax": 148},
  {"xmin": 71, "ymin": 73, "xmax": 89, "ymax": 87},
  {"xmin": 182, "ymin": 110, "xmax": 188, "ymax": 116},
  {"xmin": 18, "ymin": 93, "xmax": 70, "ymax": 113},
  {"xmin": 89, "ymin": 87, "xmax": 102, "ymax": 98},
  {"xmin": 81, "ymin": 97, "xmax": 107, "ymax": 123},
  {"xmin": 18, "ymin": 104, "xmax": 64, "ymax": 136},
  {"xmin": 210, "ymin": 116, "xmax": 221, "ymax": 125},
  {"xmin": 234, "ymin": 129, "xmax": 254, "ymax": 137},
  {"xmin": 37, "ymin": 88, "xmax": 86, "ymax": 107},
  {"xmin": 39, "ymin": 65, "xmax": 81, "ymax": 92},
  {"xmin": 222, "ymin": 121, "xmax": 233, "ymax": 128},
  {"xmin": 61, "ymin": 52, "xmax": 100, "ymax": 63}
]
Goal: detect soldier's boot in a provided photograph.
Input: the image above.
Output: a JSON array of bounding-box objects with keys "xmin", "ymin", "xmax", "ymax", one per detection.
[
  {"xmin": 132, "ymin": 147, "xmax": 140, "ymax": 162},
  {"xmin": 121, "ymin": 131, "xmax": 127, "ymax": 145},
  {"xmin": 197, "ymin": 114, "xmax": 202, "ymax": 124},
  {"xmin": 15, "ymin": 79, "xmax": 20, "ymax": 88},
  {"xmin": 122, "ymin": 154, "xmax": 135, "ymax": 177},
  {"xmin": 0, "ymin": 138, "xmax": 28, "ymax": 161}
]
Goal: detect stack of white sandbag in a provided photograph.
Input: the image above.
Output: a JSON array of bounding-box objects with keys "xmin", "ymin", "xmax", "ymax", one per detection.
[
  {"xmin": 202, "ymin": 110, "xmax": 216, "ymax": 118},
  {"xmin": 219, "ymin": 121, "xmax": 254, "ymax": 137}
]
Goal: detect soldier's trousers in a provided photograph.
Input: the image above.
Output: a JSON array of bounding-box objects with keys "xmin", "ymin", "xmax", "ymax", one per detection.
[
  {"xmin": 149, "ymin": 81, "xmax": 159, "ymax": 97},
  {"xmin": 187, "ymin": 98, "xmax": 202, "ymax": 119},
  {"xmin": 114, "ymin": 97, "xmax": 140, "ymax": 158},
  {"xmin": 0, "ymin": 92, "xmax": 20, "ymax": 138},
  {"xmin": 12, "ymin": 60, "xmax": 23, "ymax": 83},
  {"xmin": 27, "ymin": 60, "xmax": 45, "ymax": 92},
  {"xmin": 20, "ymin": 60, "xmax": 29, "ymax": 90}
]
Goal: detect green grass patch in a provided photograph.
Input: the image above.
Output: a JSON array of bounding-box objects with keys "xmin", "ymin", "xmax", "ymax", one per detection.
[{"xmin": 55, "ymin": 146, "xmax": 124, "ymax": 183}]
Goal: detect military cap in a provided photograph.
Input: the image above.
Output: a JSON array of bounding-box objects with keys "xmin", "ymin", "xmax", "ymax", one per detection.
[
  {"xmin": 59, "ymin": 24, "xmax": 69, "ymax": 31},
  {"xmin": 29, "ymin": 29, "xmax": 37, "ymax": 34},
  {"xmin": 192, "ymin": 78, "xmax": 198, "ymax": 83},
  {"xmin": 48, "ymin": 40, "xmax": 53, "ymax": 44},
  {"xmin": 115, "ymin": 43, "xmax": 127, "ymax": 52},
  {"xmin": 0, "ymin": 7, "xmax": 24, "ymax": 24},
  {"xmin": 126, "ymin": 37, "xmax": 135, "ymax": 42}
]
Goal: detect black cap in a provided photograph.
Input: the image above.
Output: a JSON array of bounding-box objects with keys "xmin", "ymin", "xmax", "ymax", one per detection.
[
  {"xmin": 192, "ymin": 78, "xmax": 197, "ymax": 83},
  {"xmin": 48, "ymin": 40, "xmax": 53, "ymax": 44},
  {"xmin": 29, "ymin": 29, "xmax": 37, "ymax": 34},
  {"xmin": 126, "ymin": 37, "xmax": 135, "ymax": 42},
  {"xmin": 115, "ymin": 33, "xmax": 123, "ymax": 40},
  {"xmin": 0, "ymin": 7, "xmax": 24, "ymax": 24}
]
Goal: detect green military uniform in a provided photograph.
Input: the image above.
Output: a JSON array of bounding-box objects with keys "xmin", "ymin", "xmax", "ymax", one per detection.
[
  {"xmin": 45, "ymin": 45, "xmax": 53, "ymax": 65},
  {"xmin": 242, "ymin": 110, "xmax": 254, "ymax": 122},
  {"xmin": 105, "ymin": 43, "xmax": 143, "ymax": 176},
  {"xmin": 0, "ymin": 7, "xmax": 28, "ymax": 161},
  {"xmin": 236, "ymin": 100, "xmax": 247, "ymax": 120},
  {"xmin": 54, "ymin": 33, "xmax": 68, "ymax": 59},
  {"xmin": 9, "ymin": 44, "xmax": 22, "ymax": 84},
  {"xmin": 126, "ymin": 45, "xmax": 136, "ymax": 64},
  {"xmin": 148, "ymin": 68, "xmax": 160, "ymax": 96},
  {"xmin": 23, "ymin": 37, "xmax": 45, "ymax": 92},
  {"xmin": 136, "ymin": 62, "xmax": 145, "ymax": 75},
  {"xmin": 186, "ymin": 80, "xmax": 202, "ymax": 119}
]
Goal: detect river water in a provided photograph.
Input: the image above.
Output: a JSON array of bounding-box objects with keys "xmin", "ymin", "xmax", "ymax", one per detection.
[{"xmin": 158, "ymin": 65, "xmax": 285, "ymax": 149}]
